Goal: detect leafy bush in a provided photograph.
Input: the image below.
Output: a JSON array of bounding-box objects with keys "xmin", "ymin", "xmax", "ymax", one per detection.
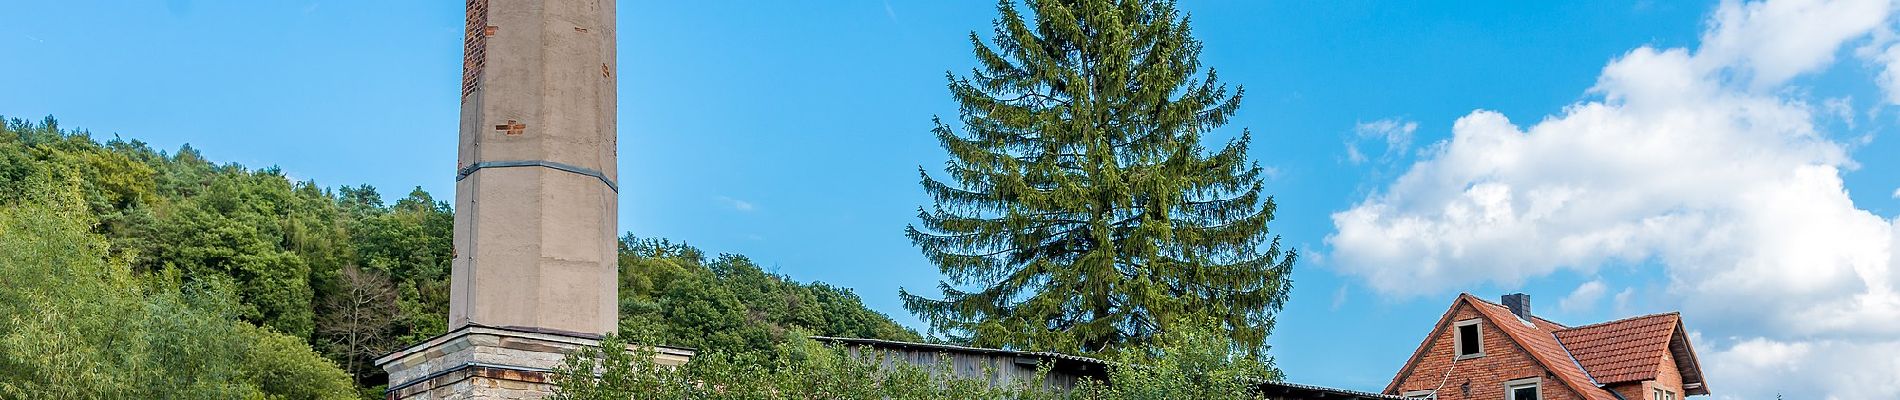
[
  {"xmin": 551, "ymin": 320, "xmax": 1276, "ymax": 399},
  {"xmin": 551, "ymin": 330, "xmax": 1053, "ymax": 400}
]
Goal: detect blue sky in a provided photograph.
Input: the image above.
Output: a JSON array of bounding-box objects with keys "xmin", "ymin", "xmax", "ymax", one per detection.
[{"xmin": 6, "ymin": 1, "xmax": 1900, "ymax": 398}]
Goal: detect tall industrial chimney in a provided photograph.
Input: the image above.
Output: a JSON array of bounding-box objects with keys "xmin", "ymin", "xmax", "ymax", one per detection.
[{"xmin": 376, "ymin": 2, "xmax": 691, "ymax": 398}]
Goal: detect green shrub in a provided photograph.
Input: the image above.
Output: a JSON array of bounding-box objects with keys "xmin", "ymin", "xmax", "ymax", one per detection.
[{"xmin": 551, "ymin": 321, "xmax": 1277, "ymax": 399}]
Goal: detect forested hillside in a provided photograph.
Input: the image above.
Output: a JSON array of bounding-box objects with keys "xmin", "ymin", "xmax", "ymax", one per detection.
[{"xmin": 0, "ymin": 116, "xmax": 917, "ymax": 397}]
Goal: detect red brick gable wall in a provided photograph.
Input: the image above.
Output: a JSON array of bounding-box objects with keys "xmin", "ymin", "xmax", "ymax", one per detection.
[
  {"xmin": 1389, "ymin": 302, "xmax": 1584, "ymax": 400},
  {"xmin": 1390, "ymin": 303, "xmax": 1580, "ymax": 400},
  {"xmin": 1607, "ymin": 351, "xmax": 1685, "ymax": 400},
  {"xmin": 1655, "ymin": 350, "xmax": 1684, "ymax": 398}
]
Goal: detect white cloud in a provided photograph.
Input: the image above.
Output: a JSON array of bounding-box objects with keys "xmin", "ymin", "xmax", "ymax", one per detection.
[
  {"xmin": 1558, "ymin": 280, "xmax": 1608, "ymax": 314},
  {"xmin": 1345, "ymin": 118, "xmax": 1417, "ymax": 165},
  {"xmin": 1823, "ymin": 96, "xmax": 1856, "ymax": 129},
  {"xmin": 1705, "ymin": 338, "xmax": 1900, "ymax": 400},
  {"xmin": 1698, "ymin": 0, "xmax": 1892, "ymax": 88},
  {"xmin": 1612, "ymin": 287, "xmax": 1637, "ymax": 314},
  {"xmin": 714, "ymin": 195, "xmax": 756, "ymax": 212},
  {"xmin": 1327, "ymin": 0, "xmax": 1900, "ymax": 397},
  {"xmin": 1872, "ymin": 42, "xmax": 1900, "ymax": 104}
]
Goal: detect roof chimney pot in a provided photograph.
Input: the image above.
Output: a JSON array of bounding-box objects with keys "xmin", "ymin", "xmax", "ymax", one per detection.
[{"xmin": 1502, "ymin": 293, "xmax": 1531, "ymax": 320}]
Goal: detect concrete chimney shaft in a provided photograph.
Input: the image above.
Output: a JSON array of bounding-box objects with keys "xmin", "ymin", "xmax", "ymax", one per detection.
[{"xmin": 448, "ymin": 0, "xmax": 619, "ymax": 336}]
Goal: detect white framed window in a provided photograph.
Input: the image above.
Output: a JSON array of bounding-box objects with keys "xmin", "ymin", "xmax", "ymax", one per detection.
[
  {"xmin": 1504, "ymin": 377, "xmax": 1541, "ymax": 400},
  {"xmin": 1402, "ymin": 390, "xmax": 1435, "ymax": 399},
  {"xmin": 1454, "ymin": 319, "xmax": 1484, "ymax": 359},
  {"xmin": 1654, "ymin": 388, "xmax": 1675, "ymax": 400}
]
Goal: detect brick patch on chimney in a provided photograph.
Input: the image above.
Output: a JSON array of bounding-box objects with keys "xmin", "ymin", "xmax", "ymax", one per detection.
[
  {"xmin": 495, "ymin": 120, "xmax": 525, "ymax": 136},
  {"xmin": 461, "ymin": 0, "xmax": 490, "ymax": 100}
]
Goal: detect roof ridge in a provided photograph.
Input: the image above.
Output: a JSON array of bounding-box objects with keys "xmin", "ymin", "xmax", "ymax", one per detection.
[
  {"xmin": 1461, "ymin": 293, "xmax": 1570, "ymax": 328},
  {"xmin": 1556, "ymin": 311, "xmax": 1680, "ymax": 332},
  {"xmin": 1386, "ymin": 293, "xmax": 1485, "ymax": 394},
  {"xmin": 1461, "ymin": 296, "xmax": 1615, "ymax": 400}
]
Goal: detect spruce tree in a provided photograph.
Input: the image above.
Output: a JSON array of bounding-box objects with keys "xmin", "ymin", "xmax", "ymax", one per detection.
[{"xmin": 901, "ymin": 0, "xmax": 1295, "ymax": 357}]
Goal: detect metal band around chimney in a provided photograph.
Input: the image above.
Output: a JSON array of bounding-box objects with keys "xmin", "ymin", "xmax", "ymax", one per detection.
[{"xmin": 456, "ymin": 160, "xmax": 619, "ymax": 192}]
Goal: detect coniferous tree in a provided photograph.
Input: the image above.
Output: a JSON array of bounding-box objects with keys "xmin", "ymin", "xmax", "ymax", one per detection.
[{"xmin": 901, "ymin": 0, "xmax": 1295, "ymax": 356}]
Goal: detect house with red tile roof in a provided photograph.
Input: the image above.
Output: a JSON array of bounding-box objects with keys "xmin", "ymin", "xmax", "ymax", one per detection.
[{"xmin": 1384, "ymin": 293, "xmax": 1708, "ymax": 400}]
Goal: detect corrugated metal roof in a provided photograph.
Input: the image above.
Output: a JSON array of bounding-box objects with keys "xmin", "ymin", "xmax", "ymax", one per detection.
[{"xmin": 1255, "ymin": 379, "xmax": 1409, "ymax": 399}]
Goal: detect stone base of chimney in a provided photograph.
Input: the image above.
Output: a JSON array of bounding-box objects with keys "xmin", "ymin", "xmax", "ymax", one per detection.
[{"xmin": 376, "ymin": 325, "xmax": 693, "ymax": 400}]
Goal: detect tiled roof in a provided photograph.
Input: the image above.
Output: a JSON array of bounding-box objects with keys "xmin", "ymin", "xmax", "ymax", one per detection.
[
  {"xmin": 1552, "ymin": 312, "xmax": 1679, "ymax": 384},
  {"xmin": 1461, "ymin": 295, "xmax": 1620, "ymax": 400},
  {"xmin": 1389, "ymin": 294, "xmax": 1709, "ymax": 399}
]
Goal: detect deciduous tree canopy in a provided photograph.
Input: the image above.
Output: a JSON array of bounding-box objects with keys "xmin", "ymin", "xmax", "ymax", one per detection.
[
  {"xmin": 0, "ymin": 152, "xmax": 353, "ymax": 399},
  {"xmin": 0, "ymin": 116, "xmax": 919, "ymax": 397},
  {"xmin": 619, "ymin": 237, "xmax": 920, "ymax": 356}
]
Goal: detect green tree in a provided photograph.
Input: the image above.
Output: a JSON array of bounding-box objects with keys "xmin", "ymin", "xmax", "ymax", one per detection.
[
  {"xmin": 0, "ymin": 169, "xmax": 352, "ymax": 399},
  {"xmin": 901, "ymin": 0, "xmax": 1296, "ymax": 356},
  {"xmin": 1, "ymin": 116, "xmax": 439, "ymax": 393},
  {"xmin": 549, "ymin": 331, "xmax": 1049, "ymax": 400},
  {"xmin": 546, "ymin": 331, "xmax": 690, "ymax": 400},
  {"xmin": 617, "ymin": 237, "xmax": 920, "ymax": 356},
  {"xmin": 547, "ymin": 324, "xmax": 1280, "ymax": 399},
  {"xmin": 143, "ymin": 169, "xmax": 318, "ymax": 339},
  {"xmin": 2, "ymin": 115, "xmax": 935, "ymax": 395},
  {"xmin": 344, "ymin": 186, "xmax": 455, "ymax": 345},
  {"xmin": 1084, "ymin": 318, "xmax": 1278, "ymax": 399}
]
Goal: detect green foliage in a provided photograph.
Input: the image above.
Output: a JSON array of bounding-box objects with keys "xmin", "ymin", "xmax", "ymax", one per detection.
[
  {"xmin": 618, "ymin": 236, "xmax": 922, "ymax": 356},
  {"xmin": 902, "ymin": 0, "xmax": 1296, "ymax": 358},
  {"xmin": 0, "ymin": 169, "xmax": 353, "ymax": 399},
  {"xmin": 551, "ymin": 331, "xmax": 1054, "ymax": 400},
  {"xmin": 0, "ymin": 116, "xmax": 449, "ymax": 394},
  {"xmin": 1084, "ymin": 319, "xmax": 1277, "ymax": 399},
  {"xmin": 346, "ymin": 186, "xmax": 455, "ymax": 345},
  {"xmin": 546, "ymin": 331, "xmax": 689, "ymax": 400},
  {"xmin": 1, "ymin": 116, "xmax": 923, "ymax": 395},
  {"xmin": 550, "ymin": 322, "xmax": 1279, "ymax": 399}
]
